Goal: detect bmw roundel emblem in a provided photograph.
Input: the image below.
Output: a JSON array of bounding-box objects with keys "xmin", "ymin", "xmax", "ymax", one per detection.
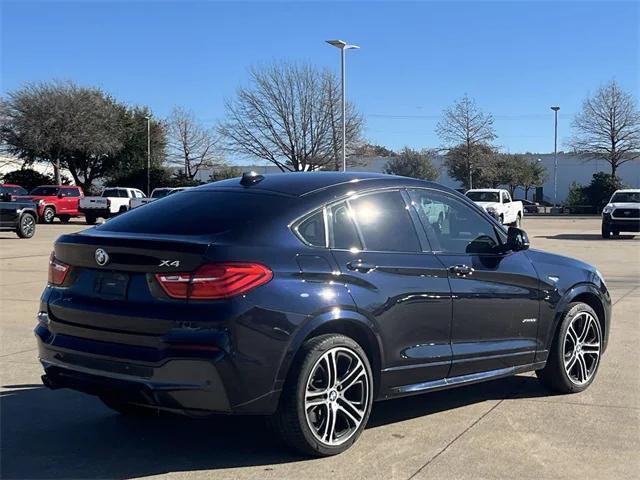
[{"xmin": 95, "ymin": 248, "xmax": 109, "ymax": 266}]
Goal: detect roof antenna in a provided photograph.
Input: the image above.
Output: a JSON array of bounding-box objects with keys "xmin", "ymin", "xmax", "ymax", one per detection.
[{"xmin": 240, "ymin": 171, "xmax": 264, "ymax": 186}]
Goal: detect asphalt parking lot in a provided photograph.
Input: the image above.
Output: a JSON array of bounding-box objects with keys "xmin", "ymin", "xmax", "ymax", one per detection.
[{"xmin": 1, "ymin": 217, "xmax": 638, "ymax": 480}]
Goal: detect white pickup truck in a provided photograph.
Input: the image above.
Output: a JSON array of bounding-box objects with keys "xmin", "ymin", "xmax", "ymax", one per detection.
[
  {"xmin": 79, "ymin": 187, "xmax": 146, "ymax": 224},
  {"xmin": 465, "ymin": 189, "xmax": 524, "ymax": 227},
  {"xmin": 129, "ymin": 187, "xmax": 187, "ymax": 209}
]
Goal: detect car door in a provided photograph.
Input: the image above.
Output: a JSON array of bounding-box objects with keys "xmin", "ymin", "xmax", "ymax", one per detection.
[
  {"xmin": 502, "ymin": 191, "xmax": 513, "ymax": 223},
  {"xmin": 407, "ymin": 188, "xmax": 540, "ymax": 377},
  {"xmin": 0, "ymin": 186, "xmax": 11, "ymax": 227},
  {"xmin": 329, "ymin": 190, "xmax": 452, "ymax": 390}
]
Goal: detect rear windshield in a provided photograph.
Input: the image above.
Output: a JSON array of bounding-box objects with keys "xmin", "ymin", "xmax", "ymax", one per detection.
[
  {"xmin": 466, "ymin": 191, "xmax": 499, "ymax": 202},
  {"xmin": 102, "ymin": 188, "xmax": 128, "ymax": 197},
  {"xmin": 97, "ymin": 190, "xmax": 286, "ymax": 236},
  {"xmin": 611, "ymin": 192, "xmax": 640, "ymax": 203},
  {"xmin": 30, "ymin": 186, "xmax": 59, "ymax": 196},
  {"xmin": 151, "ymin": 189, "xmax": 172, "ymax": 198}
]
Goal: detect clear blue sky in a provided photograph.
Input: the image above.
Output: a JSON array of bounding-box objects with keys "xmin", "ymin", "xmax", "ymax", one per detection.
[{"xmin": 2, "ymin": 0, "xmax": 638, "ymax": 157}]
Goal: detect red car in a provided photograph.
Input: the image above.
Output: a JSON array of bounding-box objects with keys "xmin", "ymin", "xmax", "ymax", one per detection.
[{"xmin": 20, "ymin": 185, "xmax": 84, "ymax": 223}]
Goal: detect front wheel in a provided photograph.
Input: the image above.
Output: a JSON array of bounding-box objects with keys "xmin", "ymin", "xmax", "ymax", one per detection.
[
  {"xmin": 536, "ymin": 302, "xmax": 602, "ymax": 393},
  {"xmin": 601, "ymin": 224, "xmax": 611, "ymax": 239},
  {"xmin": 271, "ymin": 334, "xmax": 373, "ymax": 457},
  {"xmin": 16, "ymin": 213, "xmax": 37, "ymax": 238},
  {"xmin": 41, "ymin": 206, "xmax": 55, "ymax": 224}
]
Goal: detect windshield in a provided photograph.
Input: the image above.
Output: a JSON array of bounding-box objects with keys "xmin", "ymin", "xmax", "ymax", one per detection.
[
  {"xmin": 30, "ymin": 186, "xmax": 59, "ymax": 196},
  {"xmin": 466, "ymin": 191, "xmax": 499, "ymax": 203},
  {"xmin": 611, "ymin": 192, "xmax": 640, "ymax": 203},
  {"xmin": 151, "ymin": 189, "xmax": 172, "ymax": 198}
]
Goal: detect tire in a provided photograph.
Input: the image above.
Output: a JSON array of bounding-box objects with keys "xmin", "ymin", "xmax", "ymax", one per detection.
[
  {"xmin": 270, "ymin": 334, "xmax": 374, "ymax": 457},
  {"xmin": 514, "ymin": 214, "xmax": 522, "ymax": 228},
  {"xmin": 16, "ymin": 213, "xmax": 36, "ymax": 238},
  {"xmin": 85, "ymin": 215, "xmax": 97, "ymax": 225},
  {"xmin": 601, "ymin": 224, "xmax": 611, "ymax": 239},
  {"xmin": 612, "ymin": 230, "xmax": 620, "ymax": 236},
  {"xmin": 118, "ymin": 206, "xmax": 128, "ymax": 214},
  {"xmin": 99, "ymin": 396, "xmax": 159, "ymax": 416},
  {"xmin": 499, "ymin": 214, "xmax": 504, "ymax": 225},
  {"xmin": 41, "ymin": 206, "xmax": 55, "ymax": 224},
  {"xmin": 59, "ymin": 215, "xmax": 71, "ymax": 223},
  {"xmin": 536, "ymin": 302, "xmax": 603, "ymax": 394}
]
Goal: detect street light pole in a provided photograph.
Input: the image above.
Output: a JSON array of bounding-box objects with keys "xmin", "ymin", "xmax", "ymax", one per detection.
[
  {"xmin": 326, "ymin": 39, "xmax": 359, "ymax": 172},
  {"xmin": 551, "ymin": 106, "xmax": 560, "ymax": 207},
  {"xmin": 145, "ymin": 115, "xmax": 151, "ymax": 197}
]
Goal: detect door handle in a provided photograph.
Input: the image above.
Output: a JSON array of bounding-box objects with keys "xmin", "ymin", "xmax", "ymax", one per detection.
[
  {"xmin": 449, "ymin": 264, "xmax": 474, "ymax": 276},
  {"xmin": 347, "ymin": 261, "xmax": 376, "ymax": 273}
]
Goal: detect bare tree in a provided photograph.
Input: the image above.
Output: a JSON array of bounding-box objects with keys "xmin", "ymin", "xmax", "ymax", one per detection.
[
  {"xmin": 570, "ymin": 80, "xmax": 640, "ymax": 177},
  {"xmin": 167, "ymin": 107, "xmax": 223, "ymax": 180},
  {"xmin": 219, "ymin": 62, "xmax": 363, "ymax": 172},
  {"xmin": 435, "ymin": 94, "xmax": 497, "ymax": 189}
]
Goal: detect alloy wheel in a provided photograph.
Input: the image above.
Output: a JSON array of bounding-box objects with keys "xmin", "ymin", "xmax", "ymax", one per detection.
[
  {"xmin": 304, "ymin": 346, "xmax": 370, "ymax": 447},
  {"xmin": 563, "ymin": 312, "xmax": 601, "ymax": 385},
  {"xmin": 21, "ymin": 215, "xmax": 35, "ymax": 237},
  {"xmin": 44, "ymin": 208, "xmax": 54, "ymax": 223}
]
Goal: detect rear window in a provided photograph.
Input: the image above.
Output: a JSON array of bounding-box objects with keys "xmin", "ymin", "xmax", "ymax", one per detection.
[
  {"xmin": 97, "ymin": 190, "xmax": 286, "ymax": 236},
  {"xmin": 466, "ymin": 191, "xmax": 499, "ymax": 202},
  {"xmin": 103, "ymin": 188, "xmax": 128, "ymax": 197}
]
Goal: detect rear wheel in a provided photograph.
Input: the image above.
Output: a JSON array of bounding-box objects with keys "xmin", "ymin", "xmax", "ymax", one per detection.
[
  {"xmin": 499, "ymin": 214, "xmax": 504, "ymax": 225},
  {"xmin": 85, "ymin": 215, "xmax": 97, "ymax": 225},
  {"xmin": 514, "ymin": 213, "xmax": 522, "ymax": 228},
  {"xmin": 536, "ymin": 302, "xmax": 602, "ymax": 393},
  {"xmin": 41, "ymin": 206, "xmax": 55, "ymax": 224},
  {"xmin": 270, "ymin": 334, "xmax": 373, "ymax": 457},
  {"xmin": 16, "ymin": 213, "xmax": 36, "ymax": 238},
  {"xmin": 59, "ymin": 215, "xmax": 71, "ymax": 223}
]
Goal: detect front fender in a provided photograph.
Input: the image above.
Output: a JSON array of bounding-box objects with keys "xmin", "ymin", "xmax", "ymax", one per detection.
[{"xmin": 537, "ymin": 281, "xmax": 611, "ymax": 362}]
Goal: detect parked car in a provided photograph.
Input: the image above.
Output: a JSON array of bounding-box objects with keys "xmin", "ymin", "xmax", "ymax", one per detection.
[
  {"xmin": 129, "ymin": 187, "xmax": 187, "ymax": 209},
  {"xmin": 516, "ymin": 198, "xmax": 540, "ymax": 214},
  {"xmin": 601, "ymin": 189, "xmax": 640, "ymax": 238},
  {"xmin": 0, "ymin": 183, "xmax": 28, "ymax": 197},
  {"xmin": 18, "ymin": 185, "xmax": 84, "ymax": 224},
  {"xmin": 79, "ymin": 187, "xmax": 146, "ymax": 224},
  {"xmin": 466, "ymin": 189, "xmax": 524, "ymax": 226},
  {"xmin": 37, "ymin": 172, "xmax": 611, "ymax": 456},
  {"xmin": 0, "ymin": 186, "xmax": 37, "ymax": 238}
]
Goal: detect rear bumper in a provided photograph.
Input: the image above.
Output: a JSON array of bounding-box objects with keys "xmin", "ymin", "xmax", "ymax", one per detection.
[
  {"xmin": 35, "ymin": 318, "xmax": 281, "ymax": 415},
  {"xmin": 79, "ymin": 208, "xmax": 112, "ymax": 218},
  {"xmin": 602, "ymin": 215, "xmax": 640, "ymax": 232}
]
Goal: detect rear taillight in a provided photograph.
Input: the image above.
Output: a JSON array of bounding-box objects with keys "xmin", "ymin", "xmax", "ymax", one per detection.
[
  {"xmin": 48, "ymin": 252, "xmax": 70, "ymax": 285},
  {"xmin": 155, "ymin": 263, "xmax": 272, "ymax": 300}
]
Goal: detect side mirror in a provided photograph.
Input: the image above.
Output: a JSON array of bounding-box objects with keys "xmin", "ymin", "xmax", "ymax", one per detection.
[{"xmin": 506, "ymin": 226, "xmax": 529, "ymax": 251}]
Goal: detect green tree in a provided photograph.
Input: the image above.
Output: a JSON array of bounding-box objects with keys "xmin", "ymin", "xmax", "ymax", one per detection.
[
  {"xmin": 565, "ymin": 173, "xmax": 624, "ymax": 211},
  {"xmin": 443, "ymin": 143, "xmax": 497, "ymax": 189},
  {"xmin": 1, "ymin": 168, "xmax": 59, "ymax": 191},
  {"xmin": 383, "ymin": 147, "xmax": 438, "ymax": 180}
]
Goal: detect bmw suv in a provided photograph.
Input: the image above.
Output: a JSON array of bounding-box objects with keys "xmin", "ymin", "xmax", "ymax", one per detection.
[{"xmin": 36, "ymin": 172, "xmax": 611, "ymax": 456}]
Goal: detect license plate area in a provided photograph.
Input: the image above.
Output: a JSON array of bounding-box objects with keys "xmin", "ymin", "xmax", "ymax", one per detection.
[{"xmin": 94, "ymin": 271, "xmax": 129, "ymax": 299}]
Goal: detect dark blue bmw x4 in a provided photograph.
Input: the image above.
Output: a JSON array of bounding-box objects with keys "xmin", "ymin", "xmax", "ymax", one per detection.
[{"xmin": 36, "ymin": 172, "xmax": 611, "ymax": 456}]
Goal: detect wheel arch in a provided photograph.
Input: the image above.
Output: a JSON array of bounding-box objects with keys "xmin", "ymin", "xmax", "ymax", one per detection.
[
  {"xmin": 276, "ymin": 309, "xmax": 384, "ymax": 399},
  {"xmin": 548, "ymin": 283, "xmax": 610, "ymax": 354}
]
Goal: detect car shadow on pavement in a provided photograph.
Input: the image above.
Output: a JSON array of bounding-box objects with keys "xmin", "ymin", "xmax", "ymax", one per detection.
[
  {"xmin": 536, "ymin": 233, "xmax": 637, "ymax": 241},
  {"xmin": 1, "ymin": 375, "xmax": 552, "ymax": 479}
]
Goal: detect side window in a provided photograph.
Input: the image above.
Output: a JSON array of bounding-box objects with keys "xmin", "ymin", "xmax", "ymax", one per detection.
[
  {"xmin": 295, "ymin": 210, "xmax": 326, "ymax": 247},
  {"xmin": 502, "ymin": 191, "xmax": 511, "ymax": 203},
  {"xmin": 64, "ymin": 188, "xmax": 79, "ymax": 197},
  {"xmin": 409, "ymin": 189, "xmax": 502, "ymax": 254},
  {"xmin": 348, "ymin": 191, "xmax": 420, "ymax": 252},
  {"xmin": 329, "ymin": 202, "xmax": 362, "ymax": 250}
]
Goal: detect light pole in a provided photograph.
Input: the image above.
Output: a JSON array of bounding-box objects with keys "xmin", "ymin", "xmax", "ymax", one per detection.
[
  {"xmin": 144, "ymin": 115, "xmax": 151, "ymax": 196},
  {"xmin": 551, "ymin": 106, "xmax": 560, "ymax": 207},
  {"xmin": 326, "ymin": 39, "xmax": 359, "ymax": 172}
]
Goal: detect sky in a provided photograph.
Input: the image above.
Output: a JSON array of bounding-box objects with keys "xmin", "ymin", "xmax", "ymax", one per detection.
[{"xmin": 2, "ymin": 0, "xmax": 639, "ymax": 158}]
